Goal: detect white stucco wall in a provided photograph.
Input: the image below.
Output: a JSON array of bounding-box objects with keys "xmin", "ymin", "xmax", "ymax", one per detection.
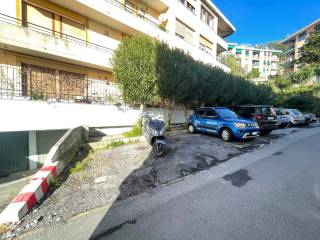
[{"xmin": 0, "ymin": 100, "xmax": 191, "ymax": 132}]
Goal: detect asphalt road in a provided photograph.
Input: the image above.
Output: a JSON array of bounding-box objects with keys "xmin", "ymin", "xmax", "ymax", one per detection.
[{"xmin": 19, "ymin": 127, "xmax": 320, "ymax": 240}]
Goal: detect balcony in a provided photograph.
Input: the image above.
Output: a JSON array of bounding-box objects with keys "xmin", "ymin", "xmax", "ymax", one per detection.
[
  {"xmin": 252, "ymin": 55, "xmax": 260, "ymax": 60},
  {"xmin": 0, "ymin": 13, "xmax": 114, "ymax": 71},
  {"xmin": 172, "ymin": 34, "xmax": 230, "ymax": 72},
  {"xmin": 51, "ymin": 0, "xmax": 169, "ymax": 36}
]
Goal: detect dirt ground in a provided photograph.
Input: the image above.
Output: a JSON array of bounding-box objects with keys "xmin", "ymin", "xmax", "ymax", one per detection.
[{"xmin": 2, "ymin": 125, "xmax": 318, "ymax": 239}]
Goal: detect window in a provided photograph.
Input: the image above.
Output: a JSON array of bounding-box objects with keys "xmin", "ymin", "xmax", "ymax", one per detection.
[
  {"xmin": 175, "ymin": 19, "xmax": 194, "ymax": 45},
  {"xmin": 245, "ymin": 50, "xmax": 250, "ymax": 56},
  {"xmin": 61, "ymin": 17, "xmax": 85, "ymax": 40},
  {"xmin": 204, "ymin": 109, "xmax": 217, "ymax": 118},
  {"xmin": 23, "ymin": 3, "xmax": 54, "ymax": 34},
  {"xmin": 299, "ymin": 31, "xmax": 307, "ymax": 42},
  {"xmin": 22, "ymin": 2, "xmax": 85, "ymax": 40},
  {"xmin": 201, "ymin": 6, "xmax": 214, "ymax": 29},
  {"xmin": 180, "ymin": 0, "xmax": 195, "ymax": 14},
  {"xmin": 253, "ymin": 51, "xmax": 260, "ymax": 58},
  {"xmin": 199, "ymin": 35, "xmax": 213, "ymax": 54},
  {"xmin": 195, "ymin": 110, "xmax": 205, "ymax": 117},
  {"xmin": 187, "ymin": 2, "xmax": 195, "ymax": 14},
  {"xmin": 252, "ymin": 60, "xmax": 259, "ymax": 66},
  {"xmin": 215, "ymin": 109, "xmax": 238, "ymax": 118}
]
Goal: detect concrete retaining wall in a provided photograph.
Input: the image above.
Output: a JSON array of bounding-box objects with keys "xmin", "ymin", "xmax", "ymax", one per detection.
[{"xmin": 0, "ymin": 126, "xmax": 89, "ymax": 224}]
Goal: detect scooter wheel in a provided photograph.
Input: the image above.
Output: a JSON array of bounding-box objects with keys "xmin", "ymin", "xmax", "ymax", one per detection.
[{"xmin": 152, "ymin": 142, "xmax": 164, "ymax": 157}]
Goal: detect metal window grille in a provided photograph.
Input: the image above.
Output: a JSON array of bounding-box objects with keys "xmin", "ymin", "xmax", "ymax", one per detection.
[{"xmin": 0, "ymin": 64, "xmax": 122, "ymax": 104}]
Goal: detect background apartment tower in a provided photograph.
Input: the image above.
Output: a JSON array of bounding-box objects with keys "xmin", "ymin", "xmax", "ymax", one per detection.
[{"xmin": 227, "ymin": 43, "xmax": 281, "ymax": 83}]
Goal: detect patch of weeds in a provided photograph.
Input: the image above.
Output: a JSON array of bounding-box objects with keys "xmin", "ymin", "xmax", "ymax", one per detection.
[
  {"xmin": 50, "ymin": 177, "xmax": 63, "ymax": 189},
  {"xmin": 69, "ymin": 150, "xmax": 94, "ymax": 175},
  {"xmin": 128, "ymin": 139, "xmax": 140, "ymax": 144},
  {"xmin": 109, "ymin": 140, "xmax": 126, "ymax": 149},
  {"xmin": 95, "ymin": 139, "xmax": 139, "ymax": 152},
  {"xmin": 123, "ymin": 121, "xmax": 142, "ymax": 138},
  {"xmin": 69, "ymin": 139, "xmax": 140, "ymax": 175}
]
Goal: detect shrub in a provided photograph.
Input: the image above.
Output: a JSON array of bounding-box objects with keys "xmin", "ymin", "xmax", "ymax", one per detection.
[{"xmin": 123, "ymin": 121, "xmax": 142, "ymax": 138}]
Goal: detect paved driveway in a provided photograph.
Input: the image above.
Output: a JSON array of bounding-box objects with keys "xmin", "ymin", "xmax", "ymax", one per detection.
[
  {"xmin": 16, "ymin": 125, "xmax": 320, "ymax": 240},
  {"xmin": 2, "ymin": 125, "xmax": 318, "ymax": 239}
]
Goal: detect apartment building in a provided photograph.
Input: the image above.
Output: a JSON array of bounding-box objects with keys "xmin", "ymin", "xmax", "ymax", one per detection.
[
  {"xmin": 0, "ymin": 0, "xmax": 235, "ymax": 173},
  {"xmin": 227, "ymin": 43, "xmax": 281, "ymax": 83},
  {"xmin": 280, "ymin": 19, "xmax": 320, "ymax": 75}
]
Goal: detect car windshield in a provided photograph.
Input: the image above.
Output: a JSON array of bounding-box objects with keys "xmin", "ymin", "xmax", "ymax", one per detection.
[
  {"xmin": 276, "ymin": 108, "xmax": 286, "ymax": 115},
  {"xmin": 216, "ymin": 109, "xmax": 238, "ymax": 118},
  {"xmin": 261, "ymin": 107, "xmax": 275, "ymax": 115},
  {"xmin": 290, "ymin": 109, "xmax": 302, "ymax": 116}
]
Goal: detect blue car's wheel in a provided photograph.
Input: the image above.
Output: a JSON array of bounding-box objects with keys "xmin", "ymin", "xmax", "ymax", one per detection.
[{"xmin": 221, "ymin": 128, "xmax": 233, "ymax": 142}]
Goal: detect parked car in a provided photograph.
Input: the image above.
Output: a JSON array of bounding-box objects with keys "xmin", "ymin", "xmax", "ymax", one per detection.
[
  {"xmin": 274, "ymin": 108, "xmax": 290, "ymax": 128},
  {"xmin": 303, "ymin": 112, "xmax": 317, "ymax": 125},
  {"xmin": 188, "ymin": 107, "xmax": 260, "ymax": 141},
  {"xmin": 234, "ymin": 105, "xmax": 279, "ymax": 135},
  {"xmin": 284, "ymin": 109, "xmax": 306, "ymax": 126}
]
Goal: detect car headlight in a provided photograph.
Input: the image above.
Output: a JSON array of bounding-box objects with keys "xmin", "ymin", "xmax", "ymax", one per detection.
[
  {"xmin": 159, "ymin": 128, "xmax": 165, "ymax": 136},
  {"xmin": 234, "ymin": 122, "xmax": 246, "ymax": 129},
  {"xmin": 151, "ymin": 128, "xmax": 159, "ymax": 136}
]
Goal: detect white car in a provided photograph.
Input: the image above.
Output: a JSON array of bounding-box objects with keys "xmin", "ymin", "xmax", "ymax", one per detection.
[{"xmin": 283, "ymin": 109, "xmax": 306, "ymax": 126}]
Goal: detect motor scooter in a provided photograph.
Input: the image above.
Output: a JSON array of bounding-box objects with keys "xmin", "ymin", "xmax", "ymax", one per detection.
[{"xmin": 142, "ymin": 112, "xmax": 166, "ymax": 157}]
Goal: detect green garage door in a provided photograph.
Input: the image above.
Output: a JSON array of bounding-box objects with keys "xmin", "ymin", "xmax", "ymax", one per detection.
[{"xmin": 0, "ymin": 132, "xmax": 29, "ymax": 174}]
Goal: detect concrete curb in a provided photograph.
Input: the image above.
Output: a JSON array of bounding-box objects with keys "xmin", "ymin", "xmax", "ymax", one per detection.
[{"xmin": 0, "ymin": 126, "xmax": 88, "ymax": 224}]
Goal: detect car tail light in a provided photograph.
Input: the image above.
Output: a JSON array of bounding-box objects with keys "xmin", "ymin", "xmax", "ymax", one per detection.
[{"xmin": 255, "ymin": 114, "xmax": 263, "ymax": 120}]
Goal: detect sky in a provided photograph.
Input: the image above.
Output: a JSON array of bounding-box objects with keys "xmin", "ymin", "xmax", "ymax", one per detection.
[{"xmin": 213, "ymin": 0, "xmax": 320, "ymax": 45}]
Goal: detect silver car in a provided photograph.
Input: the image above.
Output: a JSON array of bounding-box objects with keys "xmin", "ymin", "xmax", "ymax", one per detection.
[
  {"xmin": 274, "ymin": 108, "xmax": 290, "ymax": 128},
  {"xmin": 284, "ymin": 109, "xmax": 306, "ymax": 126}
]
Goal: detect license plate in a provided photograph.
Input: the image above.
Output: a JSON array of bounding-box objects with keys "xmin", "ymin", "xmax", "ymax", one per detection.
[
  {"xmin": 268, "ymin": 117, "xmax": 274, "ymax": 120},
  {"xmin": 251, "ymin": 132, "xmax": 258, "ymax": 136}
]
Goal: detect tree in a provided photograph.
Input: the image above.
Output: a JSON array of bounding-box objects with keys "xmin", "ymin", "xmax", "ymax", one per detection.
[
  {"xmin": 299, "ymin": 30, "xmax": 320, "ymax": 65},
  {"xmin": 246, "ymin": 68, "xmax": 260, "ymax": 80},
  {"xmin": 271, "ymin": 75, "xmax": 292, "ymax": 89},
  {"xmin": 112, "ymin": 34, "xmax": 158, "ymax": 116},
  {"xmin": 256, "ymin": 41, "xmax": 287, "ymax": 52},
  {"xmin": 222, "ymin": 54, "xmax": 246, "ymax": 77},
  {"xmin": 288, "ymin": 66, "xmax": 314, "ymax": 84},
  {"xmin": 156, "ymin": 43, "xmax": 189, "ymax": 128}
]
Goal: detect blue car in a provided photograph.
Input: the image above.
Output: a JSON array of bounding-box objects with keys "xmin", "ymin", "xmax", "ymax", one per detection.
[{"xmin": 188, "ymin": 107, "xmax": 260, "ymax": 141}]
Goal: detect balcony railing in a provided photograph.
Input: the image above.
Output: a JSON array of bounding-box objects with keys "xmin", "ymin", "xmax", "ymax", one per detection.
[
  {"xmin": 0, "ymin": 13, "xmax": 114, "ymax": 54},
  {"xmin": 105, "ymin": 0, "xmax": 167, "ymax": 32},
  {"xmin": 199, "ymin": 44, "xmax": 213, "ymax": 56},
  {"xmin": 0, "ymin": 65, "xmax": 121, "ymax": 104}
]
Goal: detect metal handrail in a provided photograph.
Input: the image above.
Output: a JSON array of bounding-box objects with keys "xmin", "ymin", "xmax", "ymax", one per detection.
[
  {"xmin": 0, "ymin": 13, "xmax": 114, "ymax": 54},
  {"xmin": 104, "ymin": 0, "xmax": 168, "ymax": 32}
]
